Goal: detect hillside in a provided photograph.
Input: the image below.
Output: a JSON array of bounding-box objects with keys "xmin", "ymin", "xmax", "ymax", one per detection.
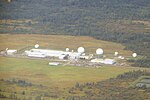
[
  {"xmin": 1, "ymin": 0, "xmax": 150, "ymax": 20},
  {"xmin": 67, "ymin": 70, "xmax": 150, "ymax": 100},
  {"xmin": 0, "ymin": 0, "xmax": 150, "ymax": 34},
  {"xmin": 0, "ymin": 0, "xmax": 150, "ymax": 67},
  {"xmin": 0, "ymin": 34, "xmax": 150, "ymax": 100}
]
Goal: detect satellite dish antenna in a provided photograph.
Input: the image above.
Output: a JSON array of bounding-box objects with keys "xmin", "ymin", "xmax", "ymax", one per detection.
[
  {"xmin": 132, "ymin": 53, "xmax": 137, "ymax": 58},
  {"xmin": 66, "ymin": 48, "xmax": 69, "ymax": 52},
  {"xmin": 77, "ymin": 47, "xmax": 85, "ymax": 53},
  {"xmin": 114, "ymin": 52, "xmax": 119, "ymax": 56},
  {"xmin": 96, "ymin": 48, "xmax": 103, "ymax": 55},
  {"xmin": 6, "ymin": 48, "xmax": 8, "ymax": 51},
  {"xmin": 34, "ymin": 44, "xmax": 39, "ymax": 48},
  {"xmin": 121, "ymin": 56, "xmax": 125, "ymax": 59}
]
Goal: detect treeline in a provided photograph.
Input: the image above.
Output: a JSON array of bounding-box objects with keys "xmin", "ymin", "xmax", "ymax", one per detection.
[
  {"xmin": 4, "ymin": 79, "xmax": 33, "ymax": 87},
  {"xmin": 0, "ymin": 0, "xmax": 150, "ymax": 19},
  {"xmin": 66, "ymin": 70, "xmax": 150, "ymax": 100},
  {"xmin": 94, "ymin": 32, "xmax": 150, "ymax": 67},
  {"xmin": 0, "ymin": 79, "xmax": 59, "ymax": 100}
]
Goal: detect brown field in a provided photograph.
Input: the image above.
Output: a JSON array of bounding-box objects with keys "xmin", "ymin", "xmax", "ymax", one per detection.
[{"xmin": 0, "ymin": 34, "xmax": 133, "ymax": 56}]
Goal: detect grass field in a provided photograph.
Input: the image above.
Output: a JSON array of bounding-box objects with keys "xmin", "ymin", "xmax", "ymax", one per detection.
[
  {"xmin": 0, "ymin": 34, "xmax": 149, "ymax": 99},
  {"xmin": 0, "ymin": 56, "xmax": 139, "ymax": 88},
  {"xmin": 0, "ymin": 34, "xmax": 133, "ymax": 56},
  {"xmin": 0, "ymin": 56, "xmax": 143, "ymax": 99},
  {"xmin": 0, "ymin": 56, "xmax": 149, "ymax": 99}
]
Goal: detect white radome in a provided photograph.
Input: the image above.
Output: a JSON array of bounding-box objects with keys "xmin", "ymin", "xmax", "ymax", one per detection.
[
  {"xmin": 77, "ymin": 47, "xmax": 85, "ymax": 53},
  {"xmin": 114, "ymin": 52, "xmax": 119, "ymax": 56},
  {"xmin": 66, "ymin": 48, "xmax": 69, "ymax": 52},
  {"xmin": 34, "ymin": 44, "xmax": 39, "ymax": 48},
  {"xmin": 8, "ymin": 0, "xmax": 11, "ymax": 3},
  {"xmin": 132, "ymin": 53, "xmax": 137, "ymax": 58},
  {"xmin": 96, "ymin": 48, "xmax": 103, "ymax": 55},
  {"xmin": 71, "ymin": 50, "xmax": 74, "ymax": 52}
]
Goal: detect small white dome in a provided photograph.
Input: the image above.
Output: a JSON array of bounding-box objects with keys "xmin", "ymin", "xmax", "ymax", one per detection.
[
  {"xmin": 96, "ymin": 48, "xmax": 103, "ymax": 55},
  {"xmin": 66, "ymin": 48, "xmax": 69, "ymax": 52},
  {"xmin": 8, "ymin": 0, "xmax": 11, "ymax": 3},
  {"xmin": 132, "ymin": 53, "xmax": 137, "ymax": 58}
]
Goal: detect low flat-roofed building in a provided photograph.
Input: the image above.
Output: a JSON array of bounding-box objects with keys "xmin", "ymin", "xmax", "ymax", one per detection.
[
  {"xmin": 25, "ymin": 49, "xmax": 82, "ymax": 59},
  {"xmin": 27, "ymin": 52, "xmax": 46, "ymax": 58},
  {"xmin": 49, "ymin": 62, "xmax": 60, "ymax": 66},
  {"xmin": 91, "ymin": 58, "xmax": 116, "ymax": 65},
  {"xmin": 7, "ymin": 50, "xmax": 17, "ymax": 55},
  {"xmin": 135, "ymin": 77, "xmax": 150, "ymax": 88}
]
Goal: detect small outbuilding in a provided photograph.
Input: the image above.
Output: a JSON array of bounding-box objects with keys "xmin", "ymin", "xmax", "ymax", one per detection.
[
  {"xmin": 103, "ymin": 59, "xmax": 116, "ymax": 65},
  {"xmin": 91, "ymin": 58, "xmax": 116, "ymax": 65},
  {"xmin": 6, "ymin": 50, "xmax": 17, "ymax": 55},
  {"xmin": 49, "ymin": 62, "xmax": 60, "ymax": 66}
]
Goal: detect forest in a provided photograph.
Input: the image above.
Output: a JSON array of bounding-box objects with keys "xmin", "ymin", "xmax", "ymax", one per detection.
[{"xmin": 66, "ymin": 70, "xmax": 150, "ymax": 100}]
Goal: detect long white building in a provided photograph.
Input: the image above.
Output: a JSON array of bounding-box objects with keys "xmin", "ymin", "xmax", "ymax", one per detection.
[{"xmin": 25, "ymin": 49, "xmax": 82, "ymax": 59}]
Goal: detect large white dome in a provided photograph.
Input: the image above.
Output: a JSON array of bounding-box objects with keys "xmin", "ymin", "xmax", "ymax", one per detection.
[
  {"xmin": 96, "ymin": 48, "xmax": 103, "ymax": 55},
  {"xmin": 77, "ymin": 47, "xmax": 85, "ymax": 53}
]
